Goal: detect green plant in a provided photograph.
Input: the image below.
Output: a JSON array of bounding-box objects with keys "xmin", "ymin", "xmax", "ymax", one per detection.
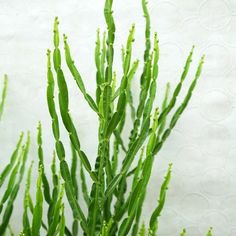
[
  {"xmin": 0, "ymin": 75, "xmax": 30, "ymax": 235},
  {"xmin": 0, "ymin": 0, "xmax": 213, "ymax": 235},
  {"xmin": 206, "ymin": 228, "xmax": 213, "ymax": 236},
  {"xmin": 43, "ymin": 0, "xmax": 207, "ymax": 235},
  {"xmin": 0, "ymin": 75, "xmax": 8, "ymax": 120}
]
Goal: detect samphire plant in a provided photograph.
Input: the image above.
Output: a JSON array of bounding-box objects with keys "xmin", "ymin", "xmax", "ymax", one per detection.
[
  {"xmin": 43, "ymin": 0, "xmax": 208, "ymax": 235},
  {"xmin": 0, "ymin": 75, "xmax": 30, "ymax": 235},
  {"xmin": 0, "ymin": 0, "xmax": 213, "ymax": 235}
]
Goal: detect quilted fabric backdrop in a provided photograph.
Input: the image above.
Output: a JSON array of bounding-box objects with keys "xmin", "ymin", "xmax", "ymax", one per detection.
[{"xmin": 0, "ymin": 0, "xmax": 236, "ymax": 235}]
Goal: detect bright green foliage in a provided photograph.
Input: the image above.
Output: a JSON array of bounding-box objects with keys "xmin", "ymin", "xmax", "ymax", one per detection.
[
  {"xmin": 37, "ymin": 122, "xmax": 51, "ymax": 205},
  {"xmin": 43, "ymin": 0, "xmax": 205, "ymax": 235},
  {"xmin": 23, "ymin": 161, "xmax": 33, "ymax": 236},
  {"xmin": 32, "ymin": 166, "xmax": 43, "ymax": 236},
  {"xmin": 149, "ymin": 163, "xmax": 172, "ymax": 234},
  {"xmin": 18, "ymin": 125, "xmax": 70, "ymax": 236},
  {"xmin": 0, "ymin": 133, "xmax": 30, "ymax": 235},
  {"xmin": 0, "ymin": 75, "xmax": 31, "ymax": 235},
  {"xmin": 0, "ymin": 0, "xmax": 209, "ymax": 235},
  {"xmin": 0, "ymin": 133, "xmax": 24, "ymax": 188},
  {"xmin": 58, "ymin": 204, "xmax": 65, "ymax": 236}
]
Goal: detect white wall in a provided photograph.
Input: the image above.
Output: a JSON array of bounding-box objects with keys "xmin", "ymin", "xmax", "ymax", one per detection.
[{"xmin": 0, "ymin": 0, "xmax": 236, "ymax": 235}]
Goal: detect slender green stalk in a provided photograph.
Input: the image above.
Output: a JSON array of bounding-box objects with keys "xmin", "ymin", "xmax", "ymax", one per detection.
[
  {"xmin": 54, "ymin": 20, "xmax": 97, "ymax": 182},
  {"xmin": 23, "ymin": 161, "xmax": 34, "ymax": 236},
  {"xmin": 0, "ymin": 132, "xmax": 24, "ymax": 188},
  {"xmin": 158, "ymin": 83, "xmax": 170, "ymax": 136},
  {"xmin": 0, "ymin": 74, "xmax": 8, "ymax": 119},
  {"xmin": 48, "ymin": 152, "xmax": 59, "ymax": 225},
  {"xmin": 80, "ymin": 160, "xmax": 90, "ymax": 206},
  {"xmin": 127, "ymin": 59, "xmax": 139, "ymax": 122},
  {"xmin": 47, "ymin": 184, "xmax": 64, "ymax": 236},
  {"xmin": 104, "ymin": 0, "xmax": 115, "ymax": 84},
  {"xmin": 128, "ymin": 0, "xmax": 152, "ymax": 147},
  {"xmin": 142, "ymin": 33, "xmax": 159, "ymax": 123},
  {"xmin": 32, "ymin": 166, "xmax": 43, "ymax": 236},
  {"xmin": 0, "ymin": 133, "xmax": 30, "ymax": 235},
  {"xmin": 70, "ymin": 146, "xmax": 79, "ymax": 192},
  {"xmin": 0, "ymin": 147, "xmax": 23, "ymax": 214},
  {"xmin": 157, "ymin": 46, "xmax": 194, "ymax": 130},
  {"xmin": 59, "ymin": 204, "xmax": 66, "ymax": 236},
  {"xmin": 70, "ymin": 144, "xmax": 79, "ymax": 236},
  {"xmin": 47, "ymin": 48, "xmax": 88, "ymax": 234},
  {"xmin": 149, "ymin": 164, "xmax": 172, "ymax": 234},
  {"xmin": 153, "ymin": 55, "xmax": 205, "ymax": 155},
  {"xmin": 63, "ymin": 35, "xmax": 98, "ymax": 114},
  {"xmin": 37, "ymin": 122, "xmax": 51, "ymax": 204}
]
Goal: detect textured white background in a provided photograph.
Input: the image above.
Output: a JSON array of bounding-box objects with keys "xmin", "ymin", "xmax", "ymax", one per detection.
[{"xmin": 0, "ymin": 0, "xmax": 236, "ymax": 235}]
